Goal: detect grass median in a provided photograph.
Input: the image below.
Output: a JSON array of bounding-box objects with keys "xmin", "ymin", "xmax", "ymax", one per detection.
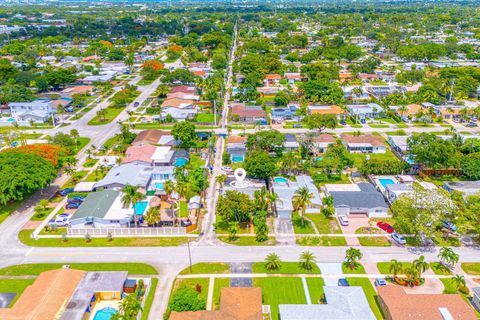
[{"xmin": 0, "ymin": 263, "xmax": 158, "ymax": 276}]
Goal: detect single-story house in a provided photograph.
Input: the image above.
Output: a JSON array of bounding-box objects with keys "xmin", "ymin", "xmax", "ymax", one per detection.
[
  {"xmin": 264, "ymin": 73, "xmax": 282, "ymax": 86},
  {"xmin": 279, "ymin": 286, "xmax": 376, "ymax": 320},
  {"xmin": 222, "ymin": 176, "xmax": 267, "ymax": 199},
  {"xmin": 308, "ymin": 105, "xmax": 345, "ymax": 119},
  {"xmin": 385, "ymin": 183, "xmax": 413, "ymax": 203},
  {"xmin": 73, "ymin": 182, "xmax": 96, "ymax": 193},
  {"xmin": 61, "ymin": 85, "xmax": 95, "ymax": 97},
  {"xmin": 443, "ymin": 181, "xmax": 480, "ymax": 197},
  {"xmin": 387, "ymin": 135, "xmax": 409, "ymax": 155},
  {"xmin": 166, "ymin": 91, "xmax": 199, "ymax": 101},
  {"xmin": 358, "ymin": 73, "xmax": 379, "ymax": 82},
  {"xmin": 9, "ymin": 99, "xmax": 62, "ymax": 123},
  {"xmin": 161, "ymin": 98, "xmax": 194, "ymax": 109},
  {"xmin": 230, "ymin": 103, "xmax": 266, "ymax": 123},
  {"xmin": 271, "ymin": 106, "xmax": 297, "ymax": 122},
  {"xmin": 132, "ymin": 130, "xmax": 171, "ymax": 146},
  {"xmin": 123, "ymin": 145, "xmax": 180, "ymax": 167},
  {"xmin": 226, "ymin": 135, "xmax": 247, "ymax": 163},
  {"xmin": 377, "ymin": 285, "xmax": 476, "ymax": 320},
  {"xmin": 79, "ymin": 72, "xmax": 115, "ymax": 84},
  {"xmin": 325, "ymin": 183, "xmax": 390, "ymax": 217},
  {"xmin": 366, "ymin": 86, "xmax": 405, "ymax": 99},
  {"xmin": 170, "ymin": 85, "xmax": 197, "ymax": 95},
  {"xmin": 341, "ymin": 134, "xmax": 386, "ymax": 154},
  {"xmin": 313, "ymin": 134, "xmax": 336, "ymax": 153},
  {"xmin": 273, "ymin": 175, "xmax": 322, "ymax": 218},
  {"xmin": 284, "ymin": 133, "xmax": 300, "ymax": 151},
  {"xmin": 342, "ymin": 86, "xmax": 370, "ymax": 100},
  {"xmin": 346, "ymin": 103, "xmax": 383, "ymax": 119},
  {"xmin": 160, "ymin": 107, "xmax": 198, "ymax": 121},
  {"xmin": 390, "ymin": 104, "xmax": 424, "ymax": 122},
  {"xmin": 284, "ymin": 72, "xmax": 306, "ymax": 85},
  {"xmin": 257, "ymin": 86, "xmax": 280, "ymax": 96}
]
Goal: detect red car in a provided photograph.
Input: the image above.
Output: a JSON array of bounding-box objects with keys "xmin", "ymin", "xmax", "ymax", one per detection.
[{"xmin": 377, "ymin": 221, "xmax": 394, "ymax": 234}]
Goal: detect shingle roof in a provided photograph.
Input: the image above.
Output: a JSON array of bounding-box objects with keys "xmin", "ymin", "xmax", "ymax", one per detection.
[
  {"xmin": 330, "ymin": 183, "xmax": 388, "ymax": 209},
  {"xmin": 133, "ymin": 130, "xmax": 170, "ymax": 145}
]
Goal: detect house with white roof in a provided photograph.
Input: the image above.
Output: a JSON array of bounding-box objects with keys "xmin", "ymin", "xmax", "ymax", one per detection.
[{"xmin": 9, "ymin": 99, "xmax": 59, "ymax": 123}]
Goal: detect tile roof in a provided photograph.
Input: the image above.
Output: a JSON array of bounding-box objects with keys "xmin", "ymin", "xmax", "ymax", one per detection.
[
  {"xmin": 341, "ymin": 134, "xmax": 385, "ymax": 147},
  {"xmin": 309, "ymin": 105, "xmax": 345, "ymax": 115},
  {"xmin": 377, "ymin": 285, "xmax": 476, "ymax": 320},
  {"xmin": 122, "ymin": 144, "xmax": 157, "ymax": 164},
  {"xmin": 227, "ymin": 135, "xmax": 246, "ymax": 144},
  {"xmin": 133, "ymin": 129, "xmax": 170, "ymax": 145},
  {"xmin": 231, "ymin": 104, "xmax": 266, "ymax": 118}
]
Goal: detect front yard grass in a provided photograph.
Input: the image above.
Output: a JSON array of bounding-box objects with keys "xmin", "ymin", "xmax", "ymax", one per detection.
[
  {"xmin": 0, "ymin": 201, "xmax": 24, "ymax": 225},
  {"xmin": 346, "ymin": 277, "xmax": 384, "ymax": 320},
  {"xmin": 179, "ymin": 263, "xmax": 230, "ymax": 275},
  {"xmin": 292, "ymin": 213, "xmax": 316, "ymax": 234},
  {"xmin": 0, "ymin": 263, "xmax": 158, "ymax": 276},
  {"xmin": 430, "ymin": 262, "xmax": 453, "ymax": 275},
  {"xmin": 350, "ymin": 149, "xmax": 398, "ymax": 168},
  {"xmin": 0, "ymin": 279, "xmax": 35, "ymax": 307},
  {"xmin": 296, "ymin": 236, "xmax": 347, "ymax": 246},
  {"xmin": 61, "ymin": 170, "xmax": 88, "ymax": 188},
  {"xmin": 461, "ymin": 263, "xmax": 480, "ymax": 275},
  {"xmin": 83, "ymin": 158, "xmax": 99, "ymax": 168},
  {"xmin": 171, "ymin": 277, "xmax": 210, "ymax": 302},
  {"xmin": 140, "ymin": 278, "xmax": 158, "ymax": 320},
  {"xmin": 218, "ymin": 236, "xmax": 276, "ymax": 246},
  {"xmin": 212, "ymin": 278, "xmax": 230, "ymax": 310},
  {"xmin": 19, "ymin": 229, "xmax": 190, "ymax": 247},
  {"xmin": 306, "ymin": 277, "xmax": 325, "ymax": 304},
  {"xmin": 342, "ymin": 263, "xmax": 366, "ymax": 274},
  {"xmin": 253, "ymin": 277, "xmax": 306, "ymax": 320},
  {"xmin": 88, "ymin": 106, "xmax": 125, "ymax": 125},
  {"xmin": 377, "ymin": 261, "xmax": 413, "ymax": 274},
  {"xmin": 252, "ymin": 262, "xmax": 321, "ymax": 274},
  {"xmin": 30, "ymin": 207, "xmax": 54, "ymax": 221},
  {"xmin": 358, "ymin": 236, "xmax": 391, "ymax": 247},
  {"xmin": 305, "ymin": 214, "xmax": 342, "ymax": 234}
]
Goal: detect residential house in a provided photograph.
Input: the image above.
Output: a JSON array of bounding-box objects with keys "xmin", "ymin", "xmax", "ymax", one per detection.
[
  {"xmin": 170, "ymin": 86, "xmax": 197, "ymax": 95},
  {"xmin": 284, "ymin": 72, "xmax": 305, "ymax": 85},
  {"xmin": 273, "ymin": 175, "xmax": 322, "ymax": 218},
  {"xmin": 387, "ymin": 136, "xmax": 409, "ymax": 156},
  {"xmin": 161, "ymin": 98, "xmax": 194, "ymax": 109},
  {"xmin": 222, "ymin": 176, "xmax": 267, "ymax": 199},
  {"xmin": 341, "ymin": 134, "xmax": 386, "ymax": 154},
  {"xmin": 347, "ymin": 103, "xmax": 383, "ymax": 119},
  {"xmin": 325, "ymin": 183, "xmax": 390, "ymax": 217},
  {"xmin": 390, "ymin": 104, "xmax": 424, "ymax": 122},
  {"xmin": 271, "ymin": 105, "xmax": 298, "ymax": 122},
  {"xmin": 160, "ymin": 107, "xmax": 198, "ymax": 121},
  {"xmin": 257, "ymin": 86, "xmax": 280, "ymax": 97},
  {"xmin": 170, "ymin": 288, "xmax": 264, "ymax": 320},
  {"xmin": 308, "ymin": 105, "xmax": 345, "ymax": 119},
  {"xmin": 443, "ymin": 181, "xmax": 480, "ymax": 197},
  {"xmin": 9, "ymin": 99, "xmax": 61, "ymax": 123},
  {"xmin": 472, "ymin": 287, "xmax": 480, "ymax": 312},
  {"xmin": 132, "ymin": 130, "xmax": 172, "ymax": 146},
  {"xmin": 377, "ymin": 285, "xmax": 476, "ymax": 320},
  {"xmin": 279, "ymin": 286, "xmax": 376, "ymax": 320},
  {"xmin": 313, "ymin": 134, "xmax": 336, "ymax": 154},
  {"xmin": 226, "ymin": 135, "xmax": 247, "ymax": 163},
  {"xmin": 435, "ymin": 105, "xmax": 465, "ymax": 121},
  {"xmin": 230, "ymin": 103, "xmax": 266, "ymax": 123},
  {"xmin": 284, "ymin": 133, "xmax": 300, "ymax": 151},
  {"xmin": 358, "ymin": 73, "xmax": 379, "ymax": 82},
  {"xmin": 339, "ymin": 71, "xmax": 354, "ymax": 82},
  {"xmin": 366, "ymin": 86, "xmax": 405, "ymax": 99},
  {"xmin": 79, "ymin": 72, "xmax": 115, "ymax": 84},
  {"xmin": 264, "ymin": 74, "xmax": 282, "ymax": 86},
  {"xmin": 343, "ymin": 86, "xmax": 370, "ymax": 101},
  {"xmin": 166, "ymin": 91, "xmax": 199, "ymax": 101},
  {"xmin": 122, "ymin": 144, "xmax": 157, "ymax": 165},
  {"xmin": 61, "ymin": 85, "xmax": 95, "ymax": 97}
]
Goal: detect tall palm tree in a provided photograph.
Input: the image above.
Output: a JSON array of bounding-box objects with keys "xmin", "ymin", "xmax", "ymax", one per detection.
[
  {"xmin": 344, "ymin": 247, "xmax": 363, "ymax": 270},
  {"xmin": 389, "ymin": 259, "xmax": 403, "ymax": 278},
  {"xmin": 299, "ymin": 251, "xmax": 316, "ymax": 271},
  {"xmin": 144, "ymin": 206, "xmax": 161, "ymax": 227},
  {"xmin": 413, "ymin": 255, "xmax": 429, "ymax": 278},
  {"xmin": 164, "ymin": 180, "xmax": 174, "ymax": 200},
  {"xmin": 398, "ymin": 105, "xmax": 408, "ymax": 119},
  {"xmin": 452, "ymin": 274, "xmax": 466, "ymax": 291},
  {"xmin": 121, "ymin": 184, "xmax": 146, "ymax": 227},
  {"xmin": 264, "ymin": 253, "xmax": 281, "ymax": 271},
  {"xmin": 404, "ymin": 266, "xmax": 419, "ymax": 286},
  {"xmin": 254, "ymin": 186, "xmax": 269, "ymax": 212},
  {"xmin": 438, "ymin": 247, "xmax": 459, "ymax": 268},
  {"xmin": 267, "ymin": 191, "xmax": 278, "ymax": 216},
  {"xmin": 292, "ymin": 187, "xmax": 313, "ymax": 227}
]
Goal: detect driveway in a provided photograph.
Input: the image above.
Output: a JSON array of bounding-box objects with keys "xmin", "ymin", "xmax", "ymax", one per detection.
[
  {"xmin": 229, "ymin": 263, "xmax": 252, "ymax": 287},
  {"xmin": 339, "ymin": 215, "xmax": 371, "ymax": 246},
  {"xmin": 275, "ymin": 217, "xmax": 296, "ymax": 246},
  {"xmin": 317, "ymin": 263, "xmax": 343, "ymax": 286}
]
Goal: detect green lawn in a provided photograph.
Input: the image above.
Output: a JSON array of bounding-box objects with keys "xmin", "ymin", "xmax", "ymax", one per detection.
[
  {"xmin": 0, "ymin": 263, "xmax": 158, "ymax": 276},
  {"xmin": 306, "ymin": 277, "xmax": 325, "ymax": 304},
  {"xmin": 19, "ymin": 229, "xmax": 190, "ymax": 247},
  {"xmin": 196, "ymin": 113, "xmax": 215, "ymax": 123},
  {"xmin": 252, "ymin": 262, "xmax": 321, "ymax": 274},
  {"xmin": 305, "ymin": 214, "xmax": 342, "ymax": 234},
  {"xmin": 0, "ymin": 279, "xmax": 35, "ymax": 307},
  {"xmin": 218, "ymin": 236, "xmax": 276, "ymax": 246},
  {"xmin": 342, "ymin": 263, "xmax": 366, "ymax": 274},
  {"xmin": 172, "ymin": 278, "xmax": 210, "ymax": 302},
  {"xmin": 61, "ymin": 170, "xmax": 88, "ymax": 188},
  {"xmin": 76, "ymin": 137, "xmax": 90, "ymax": 153},
  {"xmin": 84, "ymin": 169, "xmax": 108, "ymax": 182},
  {"xmin": 179, "ymin": 201, "xmax": 188, "ymax": 218},
  {"xmin": 189, "ymin": 153, "xmax": 205, "ymax": 169},
  {"xmin": 346, "ymin": 278, "xmax": 384, "ymax": 320},
  {"xmin": 83, "ymin": 158, "xmax": 99, "ymax": 168},
  {"xmin": 430, "ymin": 262, "xmax": 453, "ymax": 275},
  {"xmin": 179, "ymin": 263, "xmax": 230, "ymax": 275},
  {"xmin": 31, "ymin": 207, "xmax": 54, "ymax": 221},
  {"xmin": 350, "ymin": 149, "xmax": 398, "ymax": 168},
  {"xmin": 358, "ymin": 236, "xmax": 391, "ymax": 247},
  {"xmin": 0, "ymin": 201, "xmax": 23, "ymax": 225},
  {"xmin": 140, "ymin": 278, "xmax": 158, "ymax": 320},
  {"xmin": 253, "ymin": 277, "xmax": 306, "ymax": 320},
  {"xmin": 88, "ymin": 106, "xmax": 125, "ymax": 125},
  {"xmin": 440, "ymin": 278, "xmax": 459, "ymax": 294},
  {"xmin": 461, "ymin": 263, "xmax": 480, "ymax": 275},
  {"xmin": 292, "ymin": 213, "xmax": 316, "ymax": 234},
  {"xmin": 368, "ymin": 124, "xmax": 390, "ymax": 128},
  {"xmin": 377, "ymin": 261, "xmax": 413, "ymax": 274},
  {"xmin": 296, "ymin": 236, "xmax": 347, "ymax": 246},
  {"xmin": 212, "ymin": 278, "xmax": 230, "ymax": 310}
]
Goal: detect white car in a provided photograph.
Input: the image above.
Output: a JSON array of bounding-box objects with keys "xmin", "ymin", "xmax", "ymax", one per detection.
[
  {"xmin": 338, "ymin": 215, "xmax": 349, "ymax": 226},
  {"xmin": 221, "ymin": 166, "xmax": 233, "ymax": 173},
  {"xmin": 391, "ymin": 233, "xmax": 406, "ymax": 245}
]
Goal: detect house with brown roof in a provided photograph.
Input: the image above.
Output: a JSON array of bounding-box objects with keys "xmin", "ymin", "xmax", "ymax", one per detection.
[
  {"xmin": 226, "ymin": 135, "xmax": 247, "ymax": 162},
  {"xmin": 161, "ymin": 98, "xmax": 195, "ymax": 109},
  {"xmin": 264, "ymin": 73, "xmax": 282, "ymax": 86},
  {"xmin": 284, "ymin": 73, "xmax": 306, "ymax": 85},
  {"xmin": 359, "ymin": 73, "xmax": 379, "ymax": 82},
  {"xmin": 390, "ymin": 104, "xmax": 425, "ymax": 122},
  {"xmin": 308, "ymin": 105, "xmax": 346, "ymax": 119},
  {"xmin": 230, "ymin": 103, "xmax": 266, "ymax": 123},
  {"xmin": 341, "ymin": 133, "xmax": 386, "ymax": 153},
  {"xmin": 377, "ymin": 285, "xmax": 477, "ymax": 320},
  {"xmin": 166, "ymin": 91, "xmax": 199, "ymax": 101},
  {"xmin": 61, "ymin": 85, "xmax": 95, "ymax": 97},
  {"xmin": 132, "ymin": 129, "xmax": 171, "ymax": 146},
  {"xmin": 0, "ymin": 268, "xmax": 85, "ymax": 320},
  {"xmin": 170, "ymin": 85, "xmax": 197, "ymax": 95},
  {"xmin": 122, "ymin": 144, "xmax": 158, "ymax": 165},
  {"xmin": 313, "ymin": 133, "xmax": 337, "ymax": 153},
  {"xmin": 170, "ymin": 287, "xmax": 264, "ymax": 320}
]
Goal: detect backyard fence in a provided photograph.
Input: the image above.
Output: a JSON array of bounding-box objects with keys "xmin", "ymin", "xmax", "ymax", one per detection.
[{"xmin": 67, "ymin": 227, "xmax": 186, "ymax": 237}]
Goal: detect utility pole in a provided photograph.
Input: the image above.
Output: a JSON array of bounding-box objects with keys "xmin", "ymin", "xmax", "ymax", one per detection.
[{"xmin": 187, "ymin": 237, "xmax": 193, "ymax": 272}]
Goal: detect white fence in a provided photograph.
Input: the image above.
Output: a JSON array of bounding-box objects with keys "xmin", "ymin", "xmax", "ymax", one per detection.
[{"xmin": 67, "ymin": 227, "xmax": 186, "ymax": 236}]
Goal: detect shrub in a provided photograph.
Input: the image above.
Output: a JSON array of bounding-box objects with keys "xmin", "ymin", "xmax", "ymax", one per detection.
[{"xmin": 169, "ymin": 287, "xmax": 206, "ymax": 312}]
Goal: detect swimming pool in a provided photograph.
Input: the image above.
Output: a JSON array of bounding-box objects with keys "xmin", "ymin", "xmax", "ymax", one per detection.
[
  {"xmin": 155, "ymin": 182, "xmax": 164, "ymax": 190},
  {"xmin": 93, "ymin": 307, "xmax": 117, "ymax": 320},
  {"xmin": 134, "ymin": 201, "xmax": 148, "ymax": 215},
  {"xmin": 231, "ymin": 155, "xmax": 244, "ymax": 163},
  {"xmin": 274, "ymin": 177, "xmax": 288, "ymax": 184},
  {"xmin": 378, "ymin": 178, "xmax": 396, "ymax": 189},
  {"xmin": 175, "ymin": 157, "xmax": 188, "ymax": 167}
]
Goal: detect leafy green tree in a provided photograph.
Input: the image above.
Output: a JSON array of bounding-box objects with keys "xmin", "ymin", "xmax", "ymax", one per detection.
[
  {"xmin": 244, "ymin": 150, "xmax": 278, "ymax": 181},
  {"xmin": 144, "ymin": 207, "xmax": 161, "ymax": 226},
  {"xmin": 121, "ymin": 185, "xmax": 146, "ymax": 227},
  {"xmin": 246, "ymin": 130, "xmax": 286, "ymax": 156},
  {"xmin": 216, "ymin": 190, "xmax": 253, "ymax": 223},
  {"xmin": 168, "ymin": 287, "xmax": 206, "ymax": 313},
  {"xmin": 111, "ymin": 292, "xmax": 142, "ymax": 320},
  {"xmin": 253, "ymin": 210, "xmax": 269, "ymax": 242},
  {"xmin": 264, "ymin": 253, "xmax": 281, "ymax": 271},
  {"xmin": 172, "ymin": 122, "xmax": 197, "ymax": 148},
  {"xmin": 302, "ymin": 114, "xmax": 337, "ymax": 133},
  {"xmin": 407, "ymin": 133, "xmax": 458, "ymax": 169},
  {"xmin": 461, "ymin": 152, "xmax": 480, "ymax": 180}
]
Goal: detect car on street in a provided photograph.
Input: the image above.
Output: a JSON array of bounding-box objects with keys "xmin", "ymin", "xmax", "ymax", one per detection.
[
  {"xmin": 442, "ymin": 220, "xmax": 457, "ymax": 232},
  {"xmin": 375, "ymin": 278, "xmax": 387, "ymax": 286},
  {"xmin": 338, "ymin": 215, "xmax": 349, "ymax": 226},
  {"xmin": 391, "ymin": 232, "xmax": 406, "ymax": 245},
  {"xmin": 377, "ymin": 221, "xmax": 394, "ymax": 234},
  {"xmin": 59, "ymin": 188, "xmax": 74, "ymax": 196},
  {"xmin": 65, "ymin": 202, "xmax": 81, "ymax": 209},
  {"xmin": 466, "ymin": 122, "xmax": 478, "ymax": 127},
  {"xmin": 338, "ymin": 278, "xmax": 350, "ymax": 286}
]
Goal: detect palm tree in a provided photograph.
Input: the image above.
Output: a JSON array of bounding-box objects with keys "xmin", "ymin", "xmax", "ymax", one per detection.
[
  {"xmin": 389, "ymin": 259, "xmax": 403, "ymax": 278},
  {"xmin": 292, "ymin": 187, "xmax": 313, "ymax": 227},
  {"xmin": 398, "ymin": 105, "xmax": 408, "ymax": 119},
  {"xmin": 164, "ymin": 180, "xmax": 174, "ymax": 200},
  {"xmin": 344, "ymin": 247, "xmax": 363, "ymax": 270},
  {"xmin": 70, "ymin": 129, "xmax": 79, "ymax": 151},
  {"xmin": 299, "ymin": 251, "xmax": 316, "ymax": 271},
  {"xmin": 452, "ymin": 274, "xmax": 466, "ymax": 291},
  {"xmin": 264, "ymin": 253, "xmax": 281, "ymax": 271},
  {"xmin": 413, "ymin": 255, "xmax": 429, "ymax": 278},
  {"xmin": 215, "ymin": 174, "xmax": 227, "ymax": 188},
  {"xmin": 254, "ymin": 186, "xmax": 269, "ymax": 212},
  {"xmin": 404, "ymin": 266, "xmax": 419, "ymax": 286},
  {"xmin": 121, "ymin": 184, "xmax": 146, "ymax": 227},
  {"xmin": 144, "ymin": 206, "xmax": 161, "ymax": 227},
  {"xmin": 111, "ymin": 292, "xmax": 142, "ymax": 320},
  {"xmin": 267, "ymin": 191, "xmax": 278, "ymax": 215},
  {"xmin": 438, "ymin": 247, "xmax": 459, "ymax": 268}
]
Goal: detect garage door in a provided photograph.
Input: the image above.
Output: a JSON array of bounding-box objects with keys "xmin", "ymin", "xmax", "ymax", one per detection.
[{"xmin": 278, "ymin": 210, "xmax": 291, "ymax": 219}]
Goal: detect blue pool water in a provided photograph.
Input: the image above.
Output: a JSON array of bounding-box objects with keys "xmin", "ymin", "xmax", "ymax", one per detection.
[
  {"xmin": 7, "ymin": 117, "xmax": 15, "ymax": 123},
  {"xmin": 405, "ymin": 156, "xmax": 415, "ymax": 165},
  {"xmin": 175, "ymin": 157, "xmax": 188, "ymax": 167},
  {"xmin": 274, "ymin": 177, "xmax": 288, "ymax": 184},
  {"xmin": 155, "ymin": 182, "xmax": 164, "ymax": 190},
  {"xmin": 93, "ymin": 307, "xmax": 117, "ymax": 320},
  {"xmin": 231, "ymin": 155, "xmax": 244, "ymax": 163},
  {"xmin": 378, "ymin": 178, "xmax": 396, "ymax": 189},
  {"xmin": 134, "ymin": 201, "xmax": 148, "ymax": 215}
]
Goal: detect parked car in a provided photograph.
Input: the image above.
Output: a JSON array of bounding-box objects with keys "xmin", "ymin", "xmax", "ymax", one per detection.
[
  {"xmin": 221, "ymin": 166, "xmax": 233, "ymax": 173},
  {"xmin": 65, "ymin": 202, "xmax": 81, "ymax": 209},
  {"xmin": 466, "ymin": 122, "xmax": 478, "ymax": 127},
  {"xmin": 377, "ymin": 221, "xmax": 394, "ymax": 234},
  {"xmin": 50, "ymin": 217, "xmax": 68, "ymax": 226},
  {"xmin": 360, "ymin": 118, "xmax": 366, "ymax": 124},
  {"xmin": 59, "ymin": 188, "xmax": 74, "ymax": 196},
  {"xmin": 391, "ymin": 232, "xmax": 406, "ymax": 245},
  {"xmin": 68, "ymin": 196, "xmax": 85, "ymax": 203},
  {"xmin": 375, "ymin": 278, "xmax": 387, "ymax": 286},
  {"xmin": 340, "ymin": 120, "xmax": 347, "ymax": 125},
  {"xmin": 134, "ymin": 102, "xmax": 140, "ymax": 107},
  {"xmin": 338, "ymin": 215, "xmax": 349, "ymax": 226},
  {"xmin": 293, "ymin": 123, "xmax": 302, "ymax": 128},
  {"xmin": 442, "ymin": 220, "xmax": 457, "ymax": 232},
  {"xmin": 338, "ymin": 278, "xmax": 350, "ymax": 286}
]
